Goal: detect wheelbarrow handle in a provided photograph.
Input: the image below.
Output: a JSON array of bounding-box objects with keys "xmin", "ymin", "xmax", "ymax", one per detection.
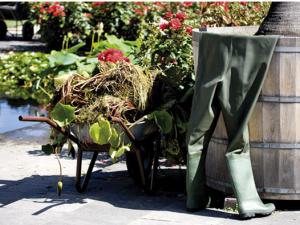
[
  {"xmin": 108, "ymin": 116, "xmax": 136, "ymax": 143},
  {"xmin": 18, "ymin": 115, "xmax": 80, "ymax": 145}
]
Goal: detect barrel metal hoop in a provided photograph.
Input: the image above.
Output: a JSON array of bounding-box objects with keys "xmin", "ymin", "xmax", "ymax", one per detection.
[
  {"xmin": 211, "ymin": 137, "xmax": 300, "ymax": 149},
  {"xmin": 274, "ymin": 46, "xmax": 300, "ymax": 53},
  {"xmin": 258, "ymin": 95, "xmax": 300, "ymax": 103}
]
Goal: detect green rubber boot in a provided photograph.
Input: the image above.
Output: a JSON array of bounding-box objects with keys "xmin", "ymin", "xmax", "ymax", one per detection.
[
  {"xmin": 186, "ymin": 151, "xmax": 209, "ymax": 211},
  {"xmin": 226, "ymin": 152, "xmax": 275, "ymax": 219}
]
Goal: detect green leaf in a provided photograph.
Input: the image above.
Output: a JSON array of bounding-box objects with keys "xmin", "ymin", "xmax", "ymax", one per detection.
[
  {"xmin": 109, "ymin": 147, "xmax": 117, "ymax": 163},
  {"xmin": 42, "ymin": 144, "xmax": 53, "ymax": 155},
  {"xmin": 86, "ymin": 57, "xmax": 98, "ymax": 64},
  {"xmin": 149, "ymin": 110, "xmax": 173, "ymax": 134},
  {"xmin": 50, "ymin": 103, "xmax": 76, "ymax": 127},
  {"xmin": 89, "ymin": 119, "xmax": 112, "ymax": 145},
  {"xmin": 166, "ymin": 140, "xmax": 180, "ymax": 156},
  {"xmin": 115, "ymin": 145, "xmax": 130, "ymax": 158},
  {"xmin": 109, "ymin": 127, "xmax": 120, "ymax": 148},
  {"xmin": 54, "ymin": 72, "xmax": 73, "ymax": 89},
  {"xmin": 76, "ymin": 62, "xmax": 96, "ymax": 75},
  {"xmin": 48, "ymin": 50, "xmax": 83, "ymax": 66},
  {"xmin": 66, "ymin": 42, "xmax": 85, "ymax": 53}
]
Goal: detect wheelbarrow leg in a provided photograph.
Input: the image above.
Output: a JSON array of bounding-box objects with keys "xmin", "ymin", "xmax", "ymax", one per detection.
[
  {"xmin": 134, "ymin": 148, "xmax": 146, "ymax": 188},
  {"xmin": 76, "ymin": 148, "xmax": 98, "ymax": 193},
  {"xmin": 149, "ymin": 139, "xmax": 160, "ymax": 192}
]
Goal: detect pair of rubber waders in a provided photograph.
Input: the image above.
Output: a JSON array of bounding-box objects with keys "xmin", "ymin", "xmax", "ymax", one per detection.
[{"xmin": 186, "ymin": 32, "xmax": 278, "ymax": 219}]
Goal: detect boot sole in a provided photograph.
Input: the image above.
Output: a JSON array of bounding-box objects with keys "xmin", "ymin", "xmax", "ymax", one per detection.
[{"xmin": 239, "ymin": 211, "xmax": 273, "ymax": 219}]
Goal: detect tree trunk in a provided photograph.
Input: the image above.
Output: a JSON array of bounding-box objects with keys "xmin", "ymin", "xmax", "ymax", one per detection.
[{"xmin": 257, "ymin": 2, "xmax": 300, "ymax": 36}]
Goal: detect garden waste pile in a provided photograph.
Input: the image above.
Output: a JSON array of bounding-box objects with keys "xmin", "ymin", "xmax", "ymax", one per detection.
[
  {"xmin": 51, "ymin": 62, "xmax": 155, "ymax": 124},
  {"xmin": 47, "ymin": 61, "xmax": 163, "ymax": 162}
]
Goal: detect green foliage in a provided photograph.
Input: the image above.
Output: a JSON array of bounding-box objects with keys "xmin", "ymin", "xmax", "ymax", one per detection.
[
  {"xmin": 48, "ymin": 51, "xmax": 83, "ymax": 66},
  {"xmin": 89, "ymin": 118, "xmax": 112, "ymax": 145},
  {"xmin": 50, "ymin": 103, "xmax": 76, "ymax": 127},
  {"xmin": 148, "ymin": 110, "xmax": 173, "ymax": 134},
  {"xmin": 89, "ymin": 116, "xmax": 130, "ymax": 161},
  {"xmin": 29, "ymin": 2, "xmax": 92, "ymax": 50},
  {"xmin": 41, "ymin": 144, "xmax": 53, "ymax": 155},
  {"xmin": 0, "ymin": 52, "xmax": 54, "ymax": 104},
  {"xmin": 89, "ymin": 2, "xmax": 146, "ymax": 41}
]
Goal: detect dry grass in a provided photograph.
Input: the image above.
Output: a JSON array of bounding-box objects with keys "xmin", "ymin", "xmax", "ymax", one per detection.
[{"xmin": 52, "ymin": 61, "xmax": 157, "ymax": 123}]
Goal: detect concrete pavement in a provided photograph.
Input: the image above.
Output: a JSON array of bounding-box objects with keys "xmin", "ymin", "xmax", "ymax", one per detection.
[{"xmin": 1, "ymin": 124, "xmax": 300, "ymax": 225}]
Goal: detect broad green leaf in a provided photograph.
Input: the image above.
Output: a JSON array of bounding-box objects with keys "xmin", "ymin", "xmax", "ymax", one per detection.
[
  {"xmin": 86, "ymin": 57, "xmax": 98, "ymax": 64},
  {"xmin": 115, "ymin": 145, "xmax": 130, "ymax": 158},
  {"xmin": 150, "ymin": 110, "xmax": 173, "ymax": 134},
  {"xmin": 76, "ymin": 62, "xmax": 96, "ymax": 75},
  {"xmin": 89, "ymin": 119, "xmax": 112, "ymax": 145},
  {"xmin": 109, "ymin": 147, "xmax": 117, "ymax": 162},
  {"xmin": 48, "ymin": 50, "xmax": 83, "ymax": 66},
  {"xmin": 66, "ymin": 42, "xmax": 85, "ymax": 53},
  {"xmin": 109, "ymin": 127, "xmax": 120, "ymax": 148},
  {"xmin": 42, "ymin": 144, "xmax": 53, "ymax": 155},
  {"xmin": 50, "ymin": 103, "xmax": 76, "ymax": 127}
]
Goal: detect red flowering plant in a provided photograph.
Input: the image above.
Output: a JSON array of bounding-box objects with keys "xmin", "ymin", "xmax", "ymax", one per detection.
[
  {"xmin": 98, "ymin": 48, "xmax": 130, "ymax": 63},
  {"xmin": 29, "ymin": 2, "xmax": 92, "ymax": 50},
  {"xmin": 135, "ymin": 1, "xmax": 270, "ymax": 162},
  {"xmin": 89, "ymin": 2, "xmax": 148, "ymax": 41},
  {"xmin": 198, "ymin": 2, "xmax": 270, "ymax": 27}
]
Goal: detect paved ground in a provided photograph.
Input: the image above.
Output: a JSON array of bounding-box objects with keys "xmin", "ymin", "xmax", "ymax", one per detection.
[
  {"xmin": 1, "ymin": 124, "xmax": 300, "ymax": 225},
  {"xmin": 0, "ymin": 26, "xmax": 46, "ymax": 52},
  {"xmin": 1, "ymin": 25, "xmax": 300, "ymax": 224}
]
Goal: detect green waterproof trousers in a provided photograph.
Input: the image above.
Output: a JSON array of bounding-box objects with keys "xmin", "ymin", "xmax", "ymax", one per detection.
[{"xmin": 186, "ymin": 32, "xmax": 278, "ymax": 217}]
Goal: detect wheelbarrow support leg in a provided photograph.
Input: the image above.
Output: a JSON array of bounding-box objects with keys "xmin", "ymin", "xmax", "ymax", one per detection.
[
  {"xmin": 76, "ymin": 148, "xmax": 98, "ymax": 193},
  {"xmin": 135, "ymin": 148, "xmax": 146, "ymax": 187}
]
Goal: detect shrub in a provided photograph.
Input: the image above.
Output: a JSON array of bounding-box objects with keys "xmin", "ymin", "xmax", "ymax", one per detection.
[
  {"xmin": 89, "ymin": 2, "xmax": 147, "ymax": 41},
  {"xmin": 30, "ymin": 2, "xmax": 92, "ymax": 50}
]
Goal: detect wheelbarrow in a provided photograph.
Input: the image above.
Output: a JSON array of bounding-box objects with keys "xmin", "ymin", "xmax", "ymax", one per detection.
[
  {"xmin": 0, "ymin": 2, "xmax": 34, "ymax": 40},
  {"xmin": 19, "ymin": 115, "xmax": 160, "ymax": 193}
]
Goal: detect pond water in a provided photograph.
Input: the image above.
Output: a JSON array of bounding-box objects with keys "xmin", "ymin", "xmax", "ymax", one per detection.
[{"xmin": 0, "ymin": 99, "xmax": 47, "ymax": 134}]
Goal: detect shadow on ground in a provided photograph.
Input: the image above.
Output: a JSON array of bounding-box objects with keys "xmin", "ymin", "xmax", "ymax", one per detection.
[{"xmin": 0, "ymin": 165, "xmax": 241, "ymax": 220}]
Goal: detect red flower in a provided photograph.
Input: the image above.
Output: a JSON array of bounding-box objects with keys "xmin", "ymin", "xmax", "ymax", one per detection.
[
  {"xmin": 39, "ymin": 7, "xmax": 46, "ymax": 14},
  {"xmin": 98, "ymin": 49, "xmax": 130, "ymax": 63},
  {"xmin": 47, "ymin": 4, "xmax": 65, "ymax": 17},
  {"xmin": 185, "ymin": 26, "xmax": 193, "ymax": 35},
  {"xmin": 182, "ymin": 2, "xmax": 193, "ymax": 7},
  {"xmin": 164, "ymin": 11, "xmax": 174, "ymax": 19},
  {"xmin": 240, "ymin": 2, "xmax": 248, "ymax": 6},
  {"xmin": 159, "ymin": 22, "xmax": 169, "ymax": 30},
  {"xmin": 134, "ymin": 2, "xmax": 143, "ymax": 6},
  {"xmin": 176, "ymin": 12, "xmax": 186, "ymax": 21},
  {"xmin": 164, "ymin": 11, "xmax": 173, "ymax": 19},
  {"xmin": 92, "ymin": 2, "xmax": 106, "ymax": 7},
  {"xmin": 254, "ymin": 3, "xmax": 261, "ymax": 12},
  {"xmin": 223, "ymin": 2, "xmax": 229, "ymax": 12},
  {"xmin": 213, "ymin": 2, "xmax": 230, "ymax": 12},
  {"xmin": 134, "ymin": 9, "xmax": 144, "ymax": 16},
  {"xmin": 169, "ymin": 18, "xmax": 182, "ymax": 31}
]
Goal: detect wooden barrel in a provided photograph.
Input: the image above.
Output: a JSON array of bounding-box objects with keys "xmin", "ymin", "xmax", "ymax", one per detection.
[{"xmin": 192, "ymin": 27, "xmax": 300, "ymax": 200}]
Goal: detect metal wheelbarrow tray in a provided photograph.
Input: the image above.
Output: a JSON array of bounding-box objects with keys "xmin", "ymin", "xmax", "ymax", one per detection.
[{"xmin": 19, "ymin": 115, "xmax": 159, "ymax": 193}]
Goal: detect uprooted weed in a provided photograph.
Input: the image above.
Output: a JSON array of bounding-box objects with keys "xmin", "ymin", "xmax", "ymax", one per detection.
[{"xmin": 51, "ymin": 62, "xmax": 157, "ymax": 123}]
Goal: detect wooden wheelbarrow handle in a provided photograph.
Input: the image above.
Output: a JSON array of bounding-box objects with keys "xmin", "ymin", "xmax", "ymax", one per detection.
[{"xmin": 18, "ymin": 115, "xmax": 79, "ymax": 145}]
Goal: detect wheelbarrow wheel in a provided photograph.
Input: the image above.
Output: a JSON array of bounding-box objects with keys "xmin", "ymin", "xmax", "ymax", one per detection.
[
  {"xmin": 125, "ymin": 141, "xmax": 155, "ymax": 187},
  {"xmin": 0, "ymin": 20, "xmax": 7, "ymax": 40},
  {"xmin": 22, "ymin": 21, "xmax": 33, "ymax": 41}
]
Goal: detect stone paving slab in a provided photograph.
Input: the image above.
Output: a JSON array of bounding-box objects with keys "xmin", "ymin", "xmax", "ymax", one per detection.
[
  {"xmin": 1, "ymin": 124, "xmax": 300, "ymax": 225},
  {"xmin": 0, "ymin": 38, "xmax": 47, "ymax": 52}
]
